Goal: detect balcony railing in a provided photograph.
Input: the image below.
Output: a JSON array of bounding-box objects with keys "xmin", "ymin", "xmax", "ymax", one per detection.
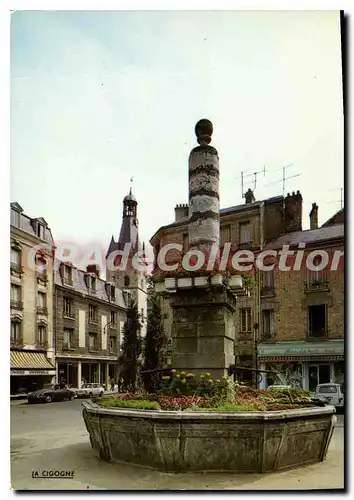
[
  {"xmin": 62, "ymin": 342, "xmax": 75, "ymax": 350},
  {"xmin": 260, "ymin": 285, "xmax": 275, "ymax": 297},
  {"xmin": 36, "ymin": 341, "xmax": 48, "ymax": 349},
  {"xmin": 11, "ymin": 300, "xmax": 23, "ymax": 310},
  {"xmin": 238, "ymin": 241, "xmax": 253, "ymax": 250},
  {"xmin": 63, "ymin": 310, "xmax": 75, "ymax": 319},
  {"xmin": 305, "ymin": 279, "xmax": 329, "ymax": 292},
  {"xmin": 10, "ymin": 263, "xmax": 24, "ymax": 274},
  {"xmin": 11, "ymin": 338, "xmax": 23, "ymax": 347},
  {"xmin": 37, "ymin": 306, "xmax": 48, "ymax": 316},
  {"xmin": 260, "ymin": 331, "xmax": 276, "ymax": 342},
  {"xmin": 36, "ymin": 272, "xmax": 48, "ymax": 283},
  {"xmin": 307, "ymin": 328, "xmax": 328, "ymax": 340}
]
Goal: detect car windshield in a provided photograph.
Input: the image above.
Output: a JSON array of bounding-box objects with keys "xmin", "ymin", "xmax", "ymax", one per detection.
[
  {"xmin": 318, "ymin": 386, "xmax": 338, "ymax": 394},
  {"xmin": 82, "ymin": 384, "xmax": 91, "ymax": 388}
]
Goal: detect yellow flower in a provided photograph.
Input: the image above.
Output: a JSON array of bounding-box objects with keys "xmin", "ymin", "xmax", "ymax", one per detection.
[
  {"xmin": 207, "ymin": 379, "xmax": 213, "ymax": 384},
  {"xmin": 162, "ymin": 376, "xmax": 170, "ymax": 381},
  {"xmin": 200, "ymin": 374, "xmax": 205, "ymax": 379},
  {"xmin": 222, "ymin": 375, "xmax": 228, "ymax": 380},
  {"xmin": 205, "ymin": 373, "xmax": 211, "ymax": 378},
  {"xmin": 181, "ymin": 379, "xmax": 186, "ymax": 384},
  {"xmin": 180, "ymin": 371, "xmax": 186, "ymax": 376},
  {"xmin": 176, "ymin": 374, "xmax": 181, "ymax": 378},
  {"xmin": 186, "ymin": 373, "xmax": 194, "ymax": 378},
  {"xmin": 216, "ymin": 379, "xmax": 220, "ymax": 383},
  {"xmin": 171, "ymin": 369, "xmax": 177, "ymax": 374}
]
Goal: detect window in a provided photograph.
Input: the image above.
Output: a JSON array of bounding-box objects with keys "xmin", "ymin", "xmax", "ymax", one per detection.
[
  {"xmin": 64, "ymin": 297, "xmax": 74, "ymax": 318},
  {"xmin": 261, "ymin": 269, "xmax": 275, "ymax": 293},
  {"xmin": 240, "ymin": 308, "xmax": 252, "ymax": 332},
  {"xmin": 11, "ymin": 284, "xmax": 21, "ymax": 303},
  {"xmin": 38, "ymin": 292, "xmax": 46, "ymax": 308},
  {"xmin": 90, "ymin": 276, "xmax": 96, "ymax": 291},
  {"xmin": 35, "ymin": 253, "xmax": 47, "ymax": 276},
  {"xmin": 109, "ymin": 337, "xmax": 116, "ymax": 351},
  {"xmin": 182, "ymin": 233, "xmax": 189, "ymax": 253},
  {"xmin": 308, "ymin": 305, "xmax": 327, "ymax": 338},
  {"xmin": 63, "ymin": 328, "xmax": 73, "ymax": 348},
  {"xmin": 262, "ymin": 309, "xmax": 275, "ymax": 338},
  {"xmin": 37, "ymin": 325, "xmax": 46, "ymax": 346},
  {"xmin": 89, "ymin": 305, "xmax": 97, "ymax": 322},
  {"xmin": 124, "ymin": 276, "xmax": 130, "ymax": 287},
  {"xmin": 11, "ymin": 210, "xmax": 20, "ymax": 227},
  {"xmin": 89, "ymin": 333, "xmax": 97, "ymax": 350},
  {"xmin": 307, "ymin": 255, "xmax": 327, "ymax": 289},
  {"xmin": 239, "ymin": 222, "xmax": 252, "ymax": 244},
  {"xmin": 64, "ymin": 265, "xmax": 73, "ymax": 284},
  {"xmin": 110, "ymin": 285, "xmax": 115, "ymax": 300},
  {"xmin": 11, "ymin": 321, "xmax": 21, "ymax": 344},
  {"xmin": 220, "ymin": 225, "xmax": 231, "ymax": 247},
  {"xmin": 11, "ymin": 247, "xmax": 21, "ymax": 266},
  {"xmin": 110, "ymin": 311, "xmax": 117, "ymax": 325}
]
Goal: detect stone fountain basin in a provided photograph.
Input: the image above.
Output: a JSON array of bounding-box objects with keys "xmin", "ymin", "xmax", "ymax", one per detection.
[{"xmin": 82, "ymin": 400, "xmax": 336, "ymax": 473}]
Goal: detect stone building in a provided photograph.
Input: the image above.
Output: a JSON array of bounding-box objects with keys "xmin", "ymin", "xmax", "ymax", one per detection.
[
  {"xmin": 258, "ymin": 204, "xmax": 344, "ymax": 394},
  {"xmin": 10, "ymin": 202, "xmax": 56, "ymax": 394},
  {"xmin": 54, "ymin": 262, "xmax": 127, "ymax": 389},
  {"xmin": 150, "ymin": 187, "xmax": 305, "ymax": 379},
  {"xmin": 106, "ymin": 188, "xmax": 148, "ymax": 336}
]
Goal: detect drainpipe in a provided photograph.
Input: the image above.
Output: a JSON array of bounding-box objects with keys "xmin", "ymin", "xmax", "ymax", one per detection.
[{"xmin": 255, "ymin": 201, "xmax": 265, "ymax": 388}]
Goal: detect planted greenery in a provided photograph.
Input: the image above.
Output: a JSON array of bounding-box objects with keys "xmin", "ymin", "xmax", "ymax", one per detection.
[{"xmin": 99, "ymin": 398, "xmax": 160, "ymax": 410}]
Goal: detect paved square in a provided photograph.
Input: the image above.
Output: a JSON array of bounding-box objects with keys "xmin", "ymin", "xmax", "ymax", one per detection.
[{"xmin": 11, "ymin": 399, "xmax": 344, "ymax": 490}]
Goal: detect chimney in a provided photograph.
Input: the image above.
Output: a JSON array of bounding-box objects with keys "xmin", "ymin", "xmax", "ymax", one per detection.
[
  {"xmin": 284, "ymin": 190, "xmax": 303, "ymax": 233},
  {"xmin": 309, "ymin": 203, "xmax": 318, "ymax": 230},
  {"xmin": 86, "ymin": 264, "xmax": 100, "ymax": 278},
  {"xmin": 245, "ymin": 188, "xmax": 255, "ymax": 204},
  {"xmin": 174, "ymin": 204, "xmax": 189, "ymax": 222}
]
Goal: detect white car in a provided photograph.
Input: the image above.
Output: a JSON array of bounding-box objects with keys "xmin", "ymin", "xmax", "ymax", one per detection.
[
  {"xmin": 267, "ymin": 384, "xmax": 292, "ymax": 390},
  {"xmin": 315, "ymin": 383, "xmax": 344, "ymax": 409},
  {"xmin": 74, "ymin": 383, "xmax": 105, "ymax": 398}
]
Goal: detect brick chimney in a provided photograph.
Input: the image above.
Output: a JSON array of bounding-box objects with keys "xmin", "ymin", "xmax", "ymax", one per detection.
[
  {"xmin": 86, "ymin": 264, "xmax": 100, "ymax": 278},
  {"xmin": 284, "ymin": 191, "xmax": 302, "ymax": 233},
  {"xmin": 309, "ymin": 203, "xmax": 318, "ymax": 230},
  {"xmin": 174, "ymin": 204, "xmax": 189, "ymax": 222},
  {"xmin": 245, "ymin": 188, "xmax": 255, "ymax": 204}
]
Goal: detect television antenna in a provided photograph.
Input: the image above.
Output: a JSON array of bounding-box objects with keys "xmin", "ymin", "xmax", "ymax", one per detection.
[
  {"xmin": 264, "ymin": 164, "xmax": 301, "ymax": 198},
  {"xmin": 325, "ymin": 187, "xmax": 344, "ymax": 209},
  {"xmin": 236, "ymin": 165, "xmax": 267, "ymax": 199}
]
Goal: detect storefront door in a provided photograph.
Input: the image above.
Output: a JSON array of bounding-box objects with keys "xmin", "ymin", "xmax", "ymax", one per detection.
[{"xmin": 308, "ymin": 364, "xmax": 331, "ymax": 392}]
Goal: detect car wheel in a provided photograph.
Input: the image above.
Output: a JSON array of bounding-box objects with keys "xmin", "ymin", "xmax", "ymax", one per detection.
[
  {"xmin": 89, "ymin": 392, "xmax": 93, "ymax": 398},
  {"xmin": 99, "ymin": 392, "xmax": 104, "ymax": 397},
  {"xmin": 45, "ymin": 395, "xmax": 52, "ymax": 403}
]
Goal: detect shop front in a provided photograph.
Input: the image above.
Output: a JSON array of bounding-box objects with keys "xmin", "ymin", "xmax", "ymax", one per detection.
[
  {"xmin": 10, "ymin": 350, "xmax": 56, "ymax": 394},
  {"xmin": 258, "ymin": 340, "xmax": 344, "ymax": 395},
  {"xmin": 56, "ymin": 357, "xmax": 120, "ymax": 389}
]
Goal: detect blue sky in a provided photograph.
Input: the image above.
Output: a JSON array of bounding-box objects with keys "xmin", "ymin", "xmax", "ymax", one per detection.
[{"xmin": 11, "ymin": 10, "xmax": 344, "ymax": 261}]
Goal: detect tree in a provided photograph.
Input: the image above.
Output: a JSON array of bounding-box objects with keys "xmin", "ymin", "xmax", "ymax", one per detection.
[
  {"xmin": 142, "ymin": 285, "xmax": 168, "ymax": 393},
  {"xmin": 119, "ymin": 298, "xmax": 142, "ymax": 392}
]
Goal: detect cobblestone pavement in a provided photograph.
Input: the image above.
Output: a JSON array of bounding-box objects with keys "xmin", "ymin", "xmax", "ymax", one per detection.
[{"xmin": 10, "ymin": 399, "xmax": 345, "ymax": 491}]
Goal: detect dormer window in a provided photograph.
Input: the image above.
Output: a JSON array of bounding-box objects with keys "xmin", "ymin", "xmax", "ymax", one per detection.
[
  {"xmin": 64, "ymin": 265, "xmax": 73, "ymax": 285},
  {"xmin": 91, "ymin": 275, "xmax": 96, "ymax": 291},
  {"xmin": 124, "ymin": 276, "xmax": 130, "ymax": 287},
  {"xmin": 110, "ymin": 284, "xmax": 115, "ymax": 300}
]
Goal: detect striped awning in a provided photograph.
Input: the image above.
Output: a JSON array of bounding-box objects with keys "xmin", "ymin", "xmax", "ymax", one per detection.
[{"xmin": 11, "ymin": 351, "xmax": 54, "ymax": 370}]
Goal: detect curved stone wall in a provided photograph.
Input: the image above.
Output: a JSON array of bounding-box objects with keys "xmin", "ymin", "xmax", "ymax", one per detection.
[{"xmin": 82, "ymin": 401, "xmax": 336, "ymax": 473}]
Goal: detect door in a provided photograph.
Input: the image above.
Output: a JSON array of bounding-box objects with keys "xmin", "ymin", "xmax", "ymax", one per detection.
[{"xmin": 309, "ymin": 364, "xmax": 331, "ymax": 393}]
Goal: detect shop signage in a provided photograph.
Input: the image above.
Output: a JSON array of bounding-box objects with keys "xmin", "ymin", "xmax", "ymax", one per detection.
[
  {"xmin": 258, "ymin": 341, "xmax": 344, "ymax": 358},
  {"xmin": 11, "ymin": 370, "xmax": 56, "ymax": 376}
]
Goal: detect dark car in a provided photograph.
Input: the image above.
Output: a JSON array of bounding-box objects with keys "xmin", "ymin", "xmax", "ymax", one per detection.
[{"xmin": 27, "ymin": 384, "xmax": 75, "ymax": 404}]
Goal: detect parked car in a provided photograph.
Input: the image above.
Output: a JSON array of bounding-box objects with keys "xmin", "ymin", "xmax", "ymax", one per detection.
[
  {"xmin": 315, "ymin": 383, "xmax": 344, "ymax": 409},
  {"xmin": 74, "ymin": 383, "xmax": 105, "ymax": 398},
  {"xmin": 27, "ymin": 384, "xmax": 75, "ymax": 404}
]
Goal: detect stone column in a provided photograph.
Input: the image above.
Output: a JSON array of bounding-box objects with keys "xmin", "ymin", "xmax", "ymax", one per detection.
[
  {"xmin": 170, "ymin": 120, "xmax": 236, "ymax": 378},
  {"xmin": 97, "ymin": 363, "xmax": 101, "ymax": 384},
  {"xmin": 105, "ymin": 363, "xmax": 110, "ymax": 391},
  {"xmin": 78, "ymin": 360, "xmax": 82, "ymax": 389},
  {"xmin": 188, "ymin": 119, "xmax": 220, "ymax": 261}
]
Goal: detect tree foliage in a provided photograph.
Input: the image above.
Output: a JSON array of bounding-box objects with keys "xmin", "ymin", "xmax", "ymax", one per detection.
[{"xmin": 119, "ymin": 298, "xmax": 142, "ymax": 392}]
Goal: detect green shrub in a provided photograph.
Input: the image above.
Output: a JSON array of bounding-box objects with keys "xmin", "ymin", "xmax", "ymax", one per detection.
[
  {"xmin": 193, "ymin": 403, "xmax": 262, "ymax": 412},
  {"xmin": 99, "ymin": 398, "xmax": 160, "ymax": 410}
]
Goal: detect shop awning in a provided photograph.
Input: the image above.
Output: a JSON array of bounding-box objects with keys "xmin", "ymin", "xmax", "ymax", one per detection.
[{"xmin": 11, "ymin": 351, "xmax": 54, "ymax": 370}]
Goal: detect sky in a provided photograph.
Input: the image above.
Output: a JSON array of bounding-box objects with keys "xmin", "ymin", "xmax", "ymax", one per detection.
[{"xmin": 10, "ymin": 10, "xmax": 344, "ymax": 267}]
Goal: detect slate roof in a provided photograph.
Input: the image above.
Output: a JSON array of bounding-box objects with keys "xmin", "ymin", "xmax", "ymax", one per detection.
[
  {"xmin": 264, "ymin": 224, "xmax": 344, "ymax": 250},
  {"xmin": 54, "ymin": 259, "xmax": 127, "ymax": 309},
  {"xmin": 10, "ymin": 202, "xmax": 54, "ymax": 245},
  {"xmin": 322, "ymin": 208, "xmax": 344, "ymax": 227}
]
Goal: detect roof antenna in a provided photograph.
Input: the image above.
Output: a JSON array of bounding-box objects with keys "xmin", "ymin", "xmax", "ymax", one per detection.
[{"xmin": 130, "ymin": 176, "xmax": 134, "ymax": 194}]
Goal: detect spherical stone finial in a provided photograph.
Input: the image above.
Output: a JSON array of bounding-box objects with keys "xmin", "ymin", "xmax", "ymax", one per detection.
[{"xmin": 195, "ymin": 119, "xmax": 213, "ymax": 145}]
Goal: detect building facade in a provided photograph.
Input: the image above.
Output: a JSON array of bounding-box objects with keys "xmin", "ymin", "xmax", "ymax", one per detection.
[
  {"xmin": 10, "ymin": 203, "xmax": 56, "ymax": 394},
  {"xmin": 54, "ymin": 262, "xmax": 127, "ymax": 389},
  {"xmin": 258, "ymin": 205, "xmax": 344, "ymax": 393},
  {"xmin": 150, "ymin": 190, "xmax": 304, "ymax": 380}
]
